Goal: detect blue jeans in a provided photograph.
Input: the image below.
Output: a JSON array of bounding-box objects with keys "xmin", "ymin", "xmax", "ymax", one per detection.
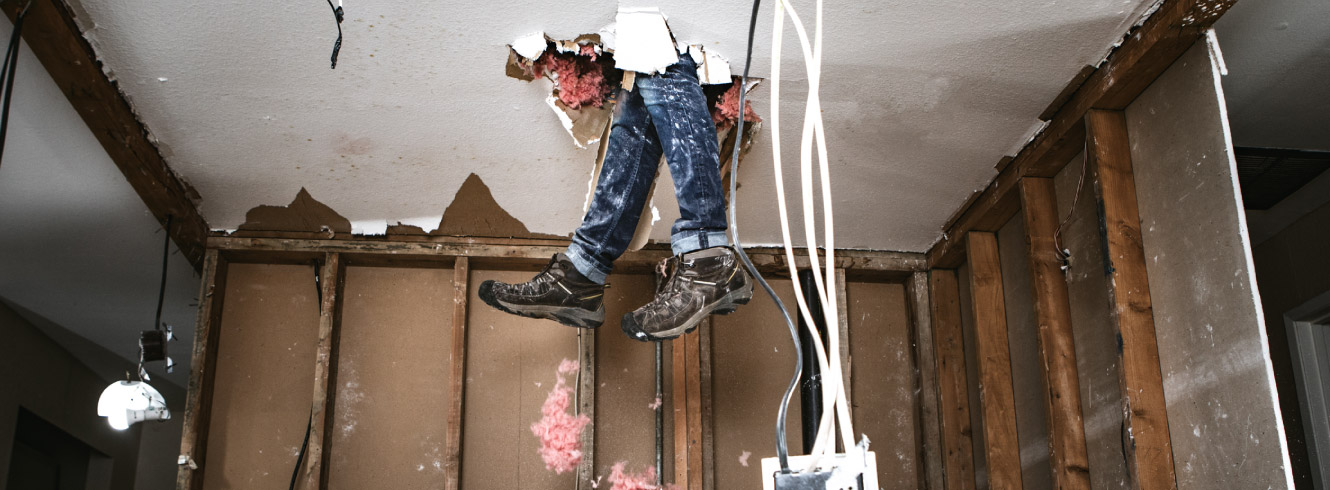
[{"xmin": 566, "ymin": 56, "xmax": 729, "ymax": 284}]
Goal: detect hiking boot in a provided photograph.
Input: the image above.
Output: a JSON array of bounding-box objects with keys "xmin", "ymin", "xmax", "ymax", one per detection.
[
  {"xmin": 477, "ymin": 253, "xmax": 606, "ymax": 328},
  {"xmin": 622, "ymin": 246, "xmax": 753, "ymax": 341}
]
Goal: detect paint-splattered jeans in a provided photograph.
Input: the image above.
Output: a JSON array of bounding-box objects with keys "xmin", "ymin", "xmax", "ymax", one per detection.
[{"xmin": 566, "ymin": 55, "xmax": 729, "ymax": 284}]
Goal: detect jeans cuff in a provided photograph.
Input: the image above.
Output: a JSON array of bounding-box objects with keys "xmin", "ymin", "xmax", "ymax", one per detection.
[
  {"xmin": 671, "ymin": 230, "xmax": 731, "ymax": 256},
  {"xmin": 565, "ymin": 243, "xmax": 610, "ymax": 284}
]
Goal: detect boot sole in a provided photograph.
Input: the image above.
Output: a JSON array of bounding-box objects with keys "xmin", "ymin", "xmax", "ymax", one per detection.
[
  {"xmin": 478, "ymin": 281, "xmax": 604, "ymax": 329},
  {"xmin": 622, "ymin": 280, "xmax": 754, "ymax": 342}
]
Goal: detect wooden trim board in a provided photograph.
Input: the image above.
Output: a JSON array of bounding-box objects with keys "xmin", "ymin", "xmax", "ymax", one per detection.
[
  {"xmin": 929, "ymin": 270, "xmax": 976, "ymax": 490},
  {"xmin": 908, "ymin": 271, "xmax": 945, "ymax": 490},
  {"xmin": 965, "ymin": 232, "xmax": 1024, "ymax": 490},
  {"xmin": 445, "ymin": 257, "xmax": 471, "ymax": 490},
  {"xmin": 207, "ymin": 236, "xmax": 925, "ymax": 274},
  {"xmin": 175, "ymin": 250, "xmax": 228, "ymax": 490},
  {"xmin": 1085, "ymin": 109, "xmax": 1177, "ymax": 490},
  {"xmin": 1018, "ymin": 178, "xmax": 1091, "ymax": 489},
  {"xmin": 299, "ymin": 253, "xmax": 343, "ymax": 490}
]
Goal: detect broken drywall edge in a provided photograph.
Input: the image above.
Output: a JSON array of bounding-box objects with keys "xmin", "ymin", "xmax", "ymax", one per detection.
[
  {"xmin": 547, "ymin": 95, "xmax": 582, "ymax": 148},
  {"xmin": 545, "ymin": 95, "xmax": 613, "ymax": 149},
  {"xmin": 685, "ymin": 44, "xmax": 733, "ymax": 85},
  {"xmin": 350, "ymin": 220, "xmax": 389, "ymax": 236},
  {"xmin": 612, "ymin": 8, "xmax": 678, "ymax": 75},
  {"xmin": 395, "ymin": 216, "xmax": 440, "ymax": 234},
  {"xmin": 513, "ymin": 31, "xmax": 549, "ymax": 60}
]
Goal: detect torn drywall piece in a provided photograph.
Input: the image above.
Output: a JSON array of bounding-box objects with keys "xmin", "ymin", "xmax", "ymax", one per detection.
[
  {"xmin": 687, "ymin": 45, "xmax": 732, "ymax": 85},
  {"xmin": 612, "ymin": 8, "xmax": 678, "ymax": 75},
  {"xmin": 546, "ymin": 96, "xmax": 613, "ymax": 149},
  {"xmin": 234, "ymin": 187, "xmax": 351, "ymax": 235},
  {"xmin": 512, "ymin": 31, "xmax": 549, "ymax": 60},
  {"xmin": 432, "ymin": 173, "xmax": 563, "ymax": 239}
]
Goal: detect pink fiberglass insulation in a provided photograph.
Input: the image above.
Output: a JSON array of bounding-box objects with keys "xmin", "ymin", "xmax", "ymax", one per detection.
[
  {"xmin": 608, "ymin": 462, "xmax": 681, "ymax": 490},
  {"xmin": 712, "ymin": 77, "xmax": 762, "ymax": 132},
  {"xmin": 531, "ymin": 359, "xmax": 591, "ymax": 474},
  {"xmin": 529, "ymin": 51, "xmax": 611, "ymax": 110}
]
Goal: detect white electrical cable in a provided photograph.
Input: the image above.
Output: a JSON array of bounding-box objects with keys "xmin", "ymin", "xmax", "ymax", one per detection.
[
  {"xmin": 767, "ymin": 0, "xmax": 838, "ymax": 469},
  {"xmin": 768, "ymin": 0, "xmax": 856, "ymax": 469}
]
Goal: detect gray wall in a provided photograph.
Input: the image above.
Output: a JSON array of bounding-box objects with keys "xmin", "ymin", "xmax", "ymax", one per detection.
[
  {"xmin": 1128, "ymin": 41, "xmax": 1293, "ymax": 489},
  {"xmin": 995, "ymin": 212, "xmax": 1053, "ymax": 490},
  {"xmin": 1252, "ymin": 180, "xmax": 1330, "ymax": 488},
  {"xmin": 0, "ymin": 301, "xmax": 143, "ymax": 489}
]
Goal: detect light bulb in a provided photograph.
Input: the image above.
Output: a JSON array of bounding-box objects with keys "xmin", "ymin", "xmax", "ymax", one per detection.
[{"xmin": 98, "ymin": 380, "xmax": 170, "ymax": 431}]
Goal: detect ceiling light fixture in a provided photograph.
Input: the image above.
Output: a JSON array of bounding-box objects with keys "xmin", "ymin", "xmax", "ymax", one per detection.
[{"xmin": 98, "ymin": 216, "xmax": 177, "ymax": 430}]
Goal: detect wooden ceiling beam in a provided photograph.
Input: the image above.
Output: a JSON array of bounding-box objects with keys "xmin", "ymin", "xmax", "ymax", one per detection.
[
  {"xmin": 3, "ymin": 0, "xmax": 208, "ymax": 269},
  {"xmin": 927, "ymin": 0, "xmax": 1237, "ymax": 268}
]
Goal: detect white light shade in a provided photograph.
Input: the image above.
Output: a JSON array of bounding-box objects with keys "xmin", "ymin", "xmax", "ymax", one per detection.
[{"xmin": 97, "ymin": 380, "xmax": 170, "ymax": 430}]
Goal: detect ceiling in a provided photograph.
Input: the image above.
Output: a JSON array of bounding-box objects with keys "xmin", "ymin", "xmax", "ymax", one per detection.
[
  {"xmin": 69, "ymin": 0, "xmax": 1159, "ymax": 252},
  {"xmin": 1216, "ymin": 0, "xmax": 1330, "ymax": 152}
]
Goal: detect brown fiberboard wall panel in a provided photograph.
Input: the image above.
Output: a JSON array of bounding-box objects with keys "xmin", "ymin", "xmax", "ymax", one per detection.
[
  {"xmin": 461, "ymin": 269, "xmax": 581, "ymax": 490},
  {"xmin": 995, "ymin": 212, "xmax": 1054, "ymax": 490},
  {"xmin": 595, "ymin": 273, "xmax": 676, "ymax": 481},
  {"xmin": 712, "ymin": 278, "xmax": 803, "ymax": 489},
  {"xmin": 845, "ymin": 280, "xmax": 918, "ymax": 488},
  {"xmin": 204, "ymin": 264, "xmax": 321, "ymax": 490},
  {"xmin": 956, "ymin": 263, "xmax": 990, "ymax": 489},
  {"xmin": 326, "ymin": 266, "xmax": 454, "ymax": 489},
  {"xmin": 1127, "ymin": 42, "xmax": 1292, "ymax": 489},
  {"xmin": 1054, "ymin": 151, "xmax": 1129, "ymax": 489}
]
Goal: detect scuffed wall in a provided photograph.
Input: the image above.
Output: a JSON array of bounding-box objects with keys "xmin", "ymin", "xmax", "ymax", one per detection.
[{"xmin": 1127, "ymin": 42, "xmax": 1293, "ymax": 489}]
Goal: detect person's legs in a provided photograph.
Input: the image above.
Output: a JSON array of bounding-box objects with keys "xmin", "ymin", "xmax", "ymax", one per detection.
[
  {"xmin": 476, "ymin": 77, "xmax": 664, "ymax": 329},
  {"xmin": 565, "ymin": 86, "xmax": 666, "ymax": 284},
  {"xmin": 620, "ymin": 56, "xmax": 752, "ymax": 342},
  {"xmin": 636, "ymin": 56, "xmax": 730, "ymax": 255}
]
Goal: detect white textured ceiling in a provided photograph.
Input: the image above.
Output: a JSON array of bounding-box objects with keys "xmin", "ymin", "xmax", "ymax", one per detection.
[
  {"xmin": 1215, "ymin": 0, "xmax": 1330, "ymax": 152},
  {"xmin": 68, "ymin": 0, "xmax": 1157, "ymax": 252}
]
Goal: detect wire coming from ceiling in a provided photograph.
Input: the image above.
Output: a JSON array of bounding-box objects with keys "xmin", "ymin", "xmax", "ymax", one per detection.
[{"xmin": 324, "ymin": 0, "xmax": 344, "ymax": 69}]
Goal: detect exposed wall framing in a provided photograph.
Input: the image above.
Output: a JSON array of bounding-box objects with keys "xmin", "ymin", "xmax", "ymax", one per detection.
[
  {"xmin": 178, "ymin": 236, "xmax": 929, "ymax": 490},
  {"xmin": 928, "ymin": 0, "xmax": 1238, "ymax": 268}
]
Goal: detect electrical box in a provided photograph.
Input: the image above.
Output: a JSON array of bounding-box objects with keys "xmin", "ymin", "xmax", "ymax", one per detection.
[{"xmin": 760, "ymin": 439, "xmax": 877, "ymax": 490}]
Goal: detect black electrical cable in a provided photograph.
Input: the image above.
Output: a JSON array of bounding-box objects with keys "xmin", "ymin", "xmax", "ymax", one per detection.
[
  {"xmin": 724, "ymin": 0, "xmax": 804, "ymax": 473},
  {"xmin": 288, "ymin": 410, "xmax": 313, "ymax": 490},
  {"xmin": 0, "ymin": 0, "xmax": 34, "ymax": 169},
  {"xmin": 153, "ymin": 216, "xmax": 173, "ymax": 331},
  {"xmin": 324, "ymin": 0, "xmax": 344, "ymax": 69}
]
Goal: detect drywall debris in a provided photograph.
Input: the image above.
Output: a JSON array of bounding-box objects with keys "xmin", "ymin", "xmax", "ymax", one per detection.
[
  {"xmin": 234, "ymin": 187, "xmax": 351, "ymax": 235},
  {"xmin": 739, "ymin": 450, "xmax": 752, "ymax": 467},
  {"xmin": 613, "ymin": 8, "xmax": 678, "ymax": 75},
  {"xmin": 648, "ymin": 396, "xmax": 662, "ymax": 410},
  {"xmin": 531, "ymin": 359, "xmax": 590, "ymax": 474}
]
